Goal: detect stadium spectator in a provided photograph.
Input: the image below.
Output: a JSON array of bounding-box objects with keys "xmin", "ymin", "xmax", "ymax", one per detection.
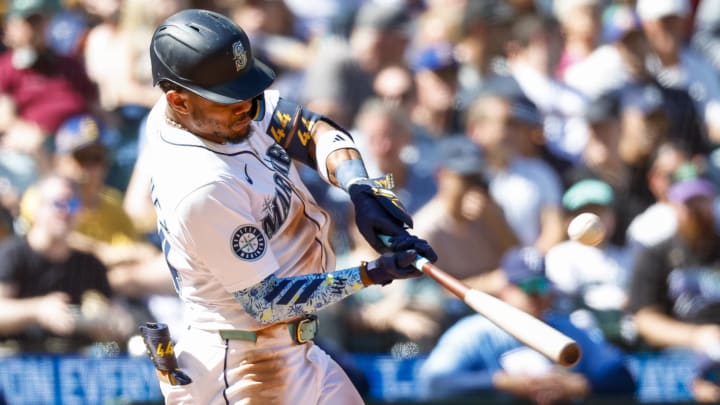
[
  {"xmin": 0, "ymin": 0, "xmax": 97, "ymax": 209},
  {"xmin": 553, "ymin": 0, "xmax": 600, "ymax": 81},
  {"xmin": 637, "ymin": 0, "xmax": 720, "ymax": 144},
  {"xmin": 419, "ymin": 246, "xmax": 636, "ymax": 403},
  {"xmin": 691, "ymin": 0, "xmax": 720, "ymax": 71},
  {"xmin": 565, "ymin": 92, "xmax": 644, "ymax": 245},
  {"xmin": 568, "ymin": 5, "xmax": 710, "ymax": 160},
  {"xmin": 503, "ymin": 14, "xmax": 589, "ymax": 168},
  {"xmin": 410, "ymin": 42, "xmax": 463, "ymax": 138},
  {"xmin": 691, "ymin": 352, "xmax": 720, "ymax": 403},
  {"xmin": 619, "ymin": 82, "xmax": 672, "ymax": 167},
  {"xmin": 373, "ymin": 64, "xmax": 416, "ymax": 116},
  {"xmin": 627, "ymin": 173, "xmax": 720, "ymax": 402},
  {"xmin": 354, "ymin": 98, "xmax": 437, "ymax": 214},
  {"xmin": 0, "ymin": 0, "xmax": 97, "ymax": 139},
  {"xmin": 466, "ymin": 91, "xmax": 565, "ymax": 253},
  {"xmin": 82, "ymin": 0, "xmax": 181, "ymax": 110},
  {"xmin": 372, "ymin": 64, "xmax": 438, "ymax": 175},
  {"xmin": 413, "ymin": 134, "xmax": 518, "ymax": 288},
  {"xmin": 564, "ymin": 3, "xmax": 650, "ymax": 98},
  {"xmin": 19, "ymin": 114, "xmax": 171, "ymax": 298},
  {"xmin": 302, "ymin": 2, "xmax": 411, "ymax": 127},
  {"xmin": 626, "ymin": 142, "xmax": 694, "ymax": 249},
  {"xmin": 282, "ymin": 0, "xmax": 363, "ymax": 42},
  {"xmin": 545, "ymin": 178, "xmax": 634, "ymax": 346},
  {"xmin": 0, "ymin": 175, "xmax": 133, "ymax": 353},
  {"xmin": 454, "ymin": 0, "xmax": 514, "ymax": 108},
  {"xmin": 21, "ymin": 115, "xmax": 137, "ymax": 244},
  {"xmin": 81, "ymin": 0, "xmax": 185, "ymax": 193}
]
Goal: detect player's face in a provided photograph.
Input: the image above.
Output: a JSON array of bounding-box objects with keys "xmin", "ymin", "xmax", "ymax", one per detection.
[{"xmin": 186, "ymin": 93, "xmax": 255, "ymax": 144}]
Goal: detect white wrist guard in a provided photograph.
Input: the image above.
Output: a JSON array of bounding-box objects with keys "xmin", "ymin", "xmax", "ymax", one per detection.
[
  {"xmin": 315, "ymin": 130, "xmax": 359, "ymax": 183},
  {"xmin": 335, "ymin": 159, "xmax": 369, "ymax": 190}
]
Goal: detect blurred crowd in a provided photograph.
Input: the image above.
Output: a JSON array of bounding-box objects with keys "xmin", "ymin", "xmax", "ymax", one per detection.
[{"xmin": 1, "ymin": 0, "xmax": 720, "ymax": 403}]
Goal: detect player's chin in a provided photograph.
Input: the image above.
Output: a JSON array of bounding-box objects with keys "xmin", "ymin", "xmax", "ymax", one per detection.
[{"xmin": 227, "ymin": 120, "xmax": 252, "ymax": 143}]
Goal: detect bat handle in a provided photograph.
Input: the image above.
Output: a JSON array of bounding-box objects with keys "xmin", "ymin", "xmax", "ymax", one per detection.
[{"xmin": 378, "ymin": 235, "xmax": 469, "ymax": 297}]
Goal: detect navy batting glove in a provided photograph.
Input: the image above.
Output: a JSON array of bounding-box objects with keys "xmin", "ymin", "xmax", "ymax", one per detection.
[
  {"xmin": 365, "ymin": 250, "xmax": 422, "ymax": 286},
  {"xmin": 349, "ymin": 176, "xmax": 413, "ymax": 253},
  {"xmin": 389, "ymin": 233, "xmax": 438, "ymax": 263}
]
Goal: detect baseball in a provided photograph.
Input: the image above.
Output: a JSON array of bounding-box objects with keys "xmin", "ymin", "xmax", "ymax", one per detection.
[{"xmin": 567, "ymin": 212, "xmax": 605, "ymax": 246}]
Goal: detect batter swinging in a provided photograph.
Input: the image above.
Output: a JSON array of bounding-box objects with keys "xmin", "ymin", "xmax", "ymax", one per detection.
[{"xmin": 143, "ymin": 8, "xmax": 437, "ymax": 405}]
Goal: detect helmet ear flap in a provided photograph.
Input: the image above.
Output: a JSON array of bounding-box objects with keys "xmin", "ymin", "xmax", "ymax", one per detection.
[{"xmin": 250, "ymin": 94, "xmax": 265, "ymax": 121}]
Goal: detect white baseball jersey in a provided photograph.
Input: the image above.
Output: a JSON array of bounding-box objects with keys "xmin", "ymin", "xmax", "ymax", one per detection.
[{"xmin": 145, "ymin": 90, "xmax": 335, "ymax": 331}]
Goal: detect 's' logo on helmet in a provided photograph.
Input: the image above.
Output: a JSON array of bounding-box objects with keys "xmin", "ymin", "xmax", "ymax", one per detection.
[{"xmin": 232, "ymin": 41, "xmax": 248, "ymax": 71}]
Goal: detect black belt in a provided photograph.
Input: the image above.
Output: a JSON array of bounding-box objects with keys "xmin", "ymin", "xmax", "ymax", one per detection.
[{"xmin": 218, "ymin": 314, "xmax": 318, "ymax": 344}]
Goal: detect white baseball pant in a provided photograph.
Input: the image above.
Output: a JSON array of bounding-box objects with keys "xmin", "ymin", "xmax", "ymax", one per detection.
[{"xmin": 158, "ymin": 324, "xmax": 364, "ymax": 405}]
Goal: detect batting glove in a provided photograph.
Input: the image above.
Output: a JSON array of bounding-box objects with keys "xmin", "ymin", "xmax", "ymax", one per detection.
[
  {"xmin": 363, "ymin": 250, "xmax": 423, "ymax": 286},
  {"xmin": 387, "ymin": 233, "xmax": 438, "ymax": 263},
  {"xmin": 348, "ymin": 175, "xmax": 413, "ymax": 253}
]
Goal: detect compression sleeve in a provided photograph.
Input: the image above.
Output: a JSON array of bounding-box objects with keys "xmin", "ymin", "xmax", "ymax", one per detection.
[{"xmin": 233, "ymin": 267, "xmax": 366, "ymax": 324}]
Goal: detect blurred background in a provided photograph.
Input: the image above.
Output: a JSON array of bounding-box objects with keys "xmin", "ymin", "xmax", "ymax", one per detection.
[{"xmin": 1, "ymin": 0, "xmax": 720, "ymax": 403}]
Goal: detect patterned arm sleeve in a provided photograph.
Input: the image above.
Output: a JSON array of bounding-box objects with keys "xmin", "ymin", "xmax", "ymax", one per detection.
[{"xmin": 233, "ymin": 267, "xmax": 366, "ymax": 324}]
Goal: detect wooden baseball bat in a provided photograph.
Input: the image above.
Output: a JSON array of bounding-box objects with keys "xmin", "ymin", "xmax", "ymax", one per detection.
[{"xmin": 380, "ymin": 237, "xmax": 581, "ymax": 367}]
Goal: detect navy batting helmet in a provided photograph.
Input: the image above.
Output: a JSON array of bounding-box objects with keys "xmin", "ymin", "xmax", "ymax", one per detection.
[{"xmin": 150, "ymin": 9, "xmax": 275, "ymax": 104}]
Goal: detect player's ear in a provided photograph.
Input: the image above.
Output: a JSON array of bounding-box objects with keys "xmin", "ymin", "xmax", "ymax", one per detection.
[{"xmin": 166, "ymin": 90, "xmax": 190, "ymax": 115}]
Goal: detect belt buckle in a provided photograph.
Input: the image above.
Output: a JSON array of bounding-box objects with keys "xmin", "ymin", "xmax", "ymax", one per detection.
[{"xmin": 292, "ymin": 315, "xmax": 318, "ymax": 344}]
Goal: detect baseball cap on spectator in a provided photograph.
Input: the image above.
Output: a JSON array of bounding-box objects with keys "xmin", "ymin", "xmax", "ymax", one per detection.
[
  {"xmin": 602, "ymin": 4, "xmax": 641, "ymax": 43},
  {"xmin": 668, "ymin": 178, "xmax": 716, "ymax": 203},
  {"xmin": 620, "ymin": 83, "xmax": 665, "ymax": 114},
  {"xmin": 354, "ymin": 3, "xmax": 411, "ymax": 34},
  {"xmin": 438, "ymin": 136, "xmax": 488, "ymax": 180},
  {"xmin": 54, "ymin": 114, "xmax": 106, "ymax": 157},
  {"xmin": 509, "ymin": 95, "xmax": 543, "ymax": 127},
  {"xmin": 584, "ymin": 93, "xmax": 620, "ymax": 124},
  {"xmin": 636, "ymin": 0, "xmax": 689, "ymax": 21},
  {"xmin": 562, "ymin": 178, "xmax": 614, "ymax": 211},
  {"xmin": 500, "ymin": 246, "xmax": 549, "ymax": 296},
  {"xmin": 411, "ymin": 42, "xmax": 458, "ymax": 72},
  {"xmin": 46, "ymin": 10, "xmax": 88, "ymax": 57},
  {"xmin": 667, "ymin": 164, "xmax": 716, "ymax": 203},
  {"xmin": 474, "ymin": 75, "xmax": 541, "ymax": 125}
]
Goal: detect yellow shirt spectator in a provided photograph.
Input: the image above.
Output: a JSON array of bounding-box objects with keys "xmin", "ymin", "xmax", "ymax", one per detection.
[{"xmin": 20, "ymin": 184, "xmax": 139, "ymax": 245}]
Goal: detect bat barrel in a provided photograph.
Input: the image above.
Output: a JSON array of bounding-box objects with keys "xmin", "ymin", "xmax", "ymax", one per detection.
[
  {"xmin": 421, "ymin": 262, "xmax": 581, "ymax": 367},
  {"xmin": 463, "ymin": 289, "xmax": 582, "ymax": 367},
  {"xmin": 379, "ymin": 235, "xmax": 582, "ymax": 367}
]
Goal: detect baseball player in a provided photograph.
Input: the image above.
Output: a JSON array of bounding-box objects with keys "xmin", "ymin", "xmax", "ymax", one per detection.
[{"xmin": 143, "ymin": 9, "xmax": 437, "ymax": 405}]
